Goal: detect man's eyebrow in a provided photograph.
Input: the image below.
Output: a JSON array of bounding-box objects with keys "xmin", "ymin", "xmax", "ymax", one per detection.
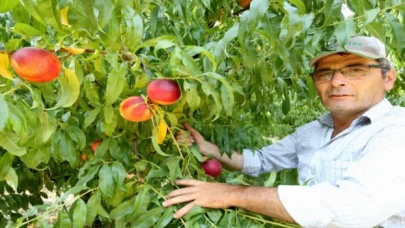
[{"xmin": 315, "ymin": 63, "xmax": 370, "ymax": 71}]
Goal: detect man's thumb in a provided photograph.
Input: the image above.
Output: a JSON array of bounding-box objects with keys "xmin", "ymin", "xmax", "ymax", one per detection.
[{"xmin": 184, "ymin": 123, "xmax": 204, "ymax": 143}]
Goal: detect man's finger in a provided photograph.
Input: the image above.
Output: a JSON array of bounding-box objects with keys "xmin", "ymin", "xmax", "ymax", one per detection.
[
  {"xmin": 173, "ymin": 202, "xmax": 196, "ymax": 219},
  {"xmin": 166, "ymin": 187, "xmax": 196, "ymax": 198},
  {"xmin": 175, "ymin": 179, "xmax": 203, "ymax": 186},
  {"xmin": 163, "ymin": 192, "xmax": 197, "ymax": 207}
]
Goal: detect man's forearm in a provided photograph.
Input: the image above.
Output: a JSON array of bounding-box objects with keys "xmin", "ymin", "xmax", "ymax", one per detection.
[{"xmin": 230, "ymin": 185, "xmax": 296, "ymax": 223}]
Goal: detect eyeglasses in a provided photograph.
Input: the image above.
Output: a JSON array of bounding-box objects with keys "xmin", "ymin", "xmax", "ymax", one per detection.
[{"xmin": 312, "ymin": 64, "xmax": 387, "ymax": 83}]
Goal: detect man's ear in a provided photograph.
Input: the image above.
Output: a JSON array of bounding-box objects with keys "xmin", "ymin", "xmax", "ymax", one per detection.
[{"xmin": 384, "ymin": 69, "xmax": 396, "ymax": 91}]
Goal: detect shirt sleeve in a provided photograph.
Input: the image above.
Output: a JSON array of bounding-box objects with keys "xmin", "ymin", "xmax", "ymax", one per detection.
[
  {"xmin": 278, "ymin": 126, "xmax": 405, "ymax": 227},
  {"xmin": 242, "ymin": 132, "xmax": 298, "ymax": 177}
]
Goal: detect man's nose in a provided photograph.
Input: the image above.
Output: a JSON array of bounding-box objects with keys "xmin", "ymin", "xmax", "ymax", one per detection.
[{"xmin": 330, "ymin": 70, "xmax": 346, "ymax": 87}]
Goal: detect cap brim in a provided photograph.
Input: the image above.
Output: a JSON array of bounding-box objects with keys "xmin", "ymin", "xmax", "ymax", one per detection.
[{"xmin": 310, "ymin": 50, "xmax": 383, "ymax": 67}]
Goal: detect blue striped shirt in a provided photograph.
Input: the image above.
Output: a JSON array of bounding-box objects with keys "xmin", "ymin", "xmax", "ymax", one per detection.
[{"xmin": 242, "ymin": 98, "xmax": 405, "ymax": 227}]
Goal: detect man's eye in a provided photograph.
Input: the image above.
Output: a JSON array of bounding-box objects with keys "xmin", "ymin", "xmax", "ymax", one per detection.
[
  {"xmin": 316, "ymin": 72, "xmax": 331, "ymax": 78},
  {"xmin": 346, "ymin": 66, "xmax": 367, "ymax": 73}
]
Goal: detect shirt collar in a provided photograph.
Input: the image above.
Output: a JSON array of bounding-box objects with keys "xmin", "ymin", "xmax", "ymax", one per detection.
[{"xmin": 318, "ymin": 98, "xmax": 393, "ymax": 127}]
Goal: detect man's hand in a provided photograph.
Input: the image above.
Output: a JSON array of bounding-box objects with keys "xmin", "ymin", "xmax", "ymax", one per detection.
[
  {"xmin": 162, "ymin": 179, "xmax": 239, "ymax": 219},
  {"xmin": 176, "ymin": 123, "xmax": 221, "ymax": 157},
  {"xmin": 176, "ymin": 123, "xmax": 244, "ymax": 171}
]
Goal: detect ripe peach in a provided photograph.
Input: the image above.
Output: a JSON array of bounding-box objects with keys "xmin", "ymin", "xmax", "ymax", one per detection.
[
  {"xmin": 201, "ymin": 159, "xmax": 222, "ymax": 177},
  {"xmin": 147, "ymin": 79, "xmax": 181, "ymax": 105},
  {"xmin": 237, "ymin": 0, "xmax": 252, "ymax": 8},
  {"xmin": 10, "ymin": 47, "xmax": 61, "ymax": 82},
  {"xmin": 119, "ymin": 96, "xmax": 153, "ymax": 122},
  {"xmin": 91, "ymin": 140, "xmax": 102, "ymax": 152}
]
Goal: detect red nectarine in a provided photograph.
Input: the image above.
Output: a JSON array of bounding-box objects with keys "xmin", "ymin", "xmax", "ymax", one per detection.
[
  {"xmin": 10, "ymin": 47, "xmax": 61, "ymax": 82},
  {"xmin": 201, "ymin": 159, "xmax": 222, "ymax": 177},
  {"xmin": 119, "ymin": 96, "xmax": 153, "ymax": 122},
  {"xmin": 147, "ymin": 79, "xmax": 181, "ymax": 105}
]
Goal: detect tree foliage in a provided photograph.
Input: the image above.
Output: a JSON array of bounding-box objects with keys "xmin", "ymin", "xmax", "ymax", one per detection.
[{"xmin": 0, "ymin": 0, "xmax": 404, "ymax": 227}]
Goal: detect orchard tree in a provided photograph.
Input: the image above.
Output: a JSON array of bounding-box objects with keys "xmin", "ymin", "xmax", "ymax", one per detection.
[{"xmin": 0, "ymin": 0, "xmax": 404, "ymax": 227}]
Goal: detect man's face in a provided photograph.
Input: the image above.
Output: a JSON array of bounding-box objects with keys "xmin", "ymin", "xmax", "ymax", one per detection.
[{"xmin": 313, "ymin": 53, "xmax": 395, "ymax": 117}]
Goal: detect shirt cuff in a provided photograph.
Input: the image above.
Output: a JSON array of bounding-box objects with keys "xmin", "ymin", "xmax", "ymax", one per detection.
[
  {"xmin": 242, "ymin": 149, "xmax": 262, "ymax": 177},
  {"xmin": 278, "ymin": 185, "xmax": 334, "ymax": 227}
]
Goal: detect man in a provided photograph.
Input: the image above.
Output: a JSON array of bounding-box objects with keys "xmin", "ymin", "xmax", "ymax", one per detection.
[{"xmin": 162, "ymin": 36, "xmax": 405, "ymax": 227}]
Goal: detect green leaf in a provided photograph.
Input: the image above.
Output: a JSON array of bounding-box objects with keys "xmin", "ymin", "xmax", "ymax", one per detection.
[
  {"xmin": 98, "ymin": 164, "xmax": 115, "ymax": 197},
  {"xmin": 19, "ymin": 0, "xmax": 46, "ymax": 24},
  {"xmin": 166, "ymin": 156, "xmax": 181, "ymax": 183},
  {"xmin": 111, "ymin": 161, "xmax": 126, "ymax": 188},
  {"xmin": 130, "ymin": 185, "xmax": 151, "ymax": 219},
  {"xmin": 288, "ymin": 0, "xmax": 306, "ymax": 13},
  {"xmin": 85, "ymin": 190, "xmax": 101, "ymax": 226},
  {"xmin": 56, "ymin": 186, "xmax": 88, "ymax": 204},
  {"xmin": 151, "ymin": 128, "xmax": 171, "ymax": 157},
  {"xmin": 263, "ymin": 171, "xmax": 277, "ymax": 187},
  {"xmin": 182, "ymin": 54, "xmax": 203, "ymax": 76},
  {"xmin": 366, "ymin": 21, "xmax": 385, "ymax": 41},
  {"xmin": 84, "ymin": 107, "xmax": 101, "ymax": 129},
  {"xmin": 189, "ymin": 144, "xmax": 204, "ymax": 162},
  {"xmin": 105, "ymin": 64, "xmax": 126, "ymax": 105},
  {"xmin": 322, "ymin": 0, "xmax": 343, "ymax": 28},
  {"xmin": 334, "ymin": 18, "xmax": 356, "ymax": 45},
  {"xmin": 204, "ymin": 72, "xmax": 235, "ymax": 115},
  {"xmin": 36, "ymin": 109, "xmax": 56, "ymax": 144},
  {"xmin": 20, "ymin": 147, "xmax": 51, "ymax": 169},
  {"xmin": 122, "ymin": 7, "xmax": 143, "ymax": 50},
  {"xmin": 385, "ymin": 13, "xmax": 405, "ymax": 56},
  {"xmin": 66, "ymin": 126, "xmax": 86, "ymax": 150},
  {"xmin": 248, "ymin": 0, "xmax": 270, "ymax": 33},
  {"xmin": 36, "ymin": 0, "xmax": 62, "ymax": 31},
  {"xmin": 59, "ymin": 132, "xmax": 77, "ymax": 166},
  {"xmin": 155, "ymin": 207, "xmax": 174, "ymax": 228},
  {"xmin": 0, "ymin": 153, "xmax": 13, "ymax": 179},
  {"xmin": 72, "ymin": 199, "xmax": 87, "ymax": 228},
  {"xmin": 363, "ymin": 9, "xmax": 378, "ymax": 25},
  {"xmin": 0, "ymin": 131, "xmax": 26, "ymax": 156},
  {"xmin": 54, "ymin": 211, "xmax": 72, "ymax": 228},
  {"xmin": 4, "ymin": 168, "xmax": 18, "ymax": 192},
  {"xmin": 282, "ymin": 91, "xmax": 291, "ymax": 115},
  {"xmin": 13, "ymin": 23, "xmax": 43, "ymax": 37},
  {"xmin": 132, "ymin": 207, "xmax": 164, "ymax": 228},
  {"xmin": 46, "ymin": 69, "xmax": 80, "ymax": 110},
  {"xmin": 94, "ymin": 0, "xmax": 114, "ymax": 28},
  {"xmin": 76, "ymin": 165, "xmax": 101, "ymax": 187},
  {"xmin": 0, "ymin": 93, "xmax": 8, "ymax": 131},
  {"xmin": 0, "ymin": 0, "xmax": 19, "ymax": 12},
  {"xmin": 110, "ymin": 197, "xmax": 136, "ymax": 219},
  {"xmin": 68, "ymin": 0, "xmax": 98, "ymax": 29}
]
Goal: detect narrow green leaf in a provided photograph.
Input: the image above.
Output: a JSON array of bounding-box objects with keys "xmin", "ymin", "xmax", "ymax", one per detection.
[
  {"xmin": 151, "ymin": 128, "xmax": 171, "ymax": 157},
  {"xmin": 282, "ymin": 91, "xmax": 291, "ymax": 116},
  {"xmin": 0, "ymin": 0, "xmax": 19, "ymax": 12},
  {"xmin": 110, "ymin": 197, "xmax": 136, "ymax": 219},
  {"xmin": 72, "ymin": 199, "xmax": 87, "ymax": 228},
  {"xmin": 94, "ymin": 0, "xmax": 114, "ymax": 28},
  {"xmin": 0, "ymin": 153, "xmax": 13, "ymax": 179},
  {"xmin": 85, "ymin": 190, "xmax": 101, "ymax": 226},
  {"xmin": 334, "ymin": 18, "xmax": 356, "ymax": 45},
  {"xmin": 56, "ymin": 186, "xmax": 88, "ymax": 204},
  {"xmin": 84, "ymin": 107, "xmax": 101, "ymax": 129},
  {"xmin": 66, "ymin": 126, "xmax": 86, "ymax": 150},
  {"xmin": 111, "ymin": 161, "xmax": 126, "ymax": 188},
  {"xmin": 59, "ymin": 132, "xmax": 77, "ymax": 166},
  {"xmin": 322, "ymin": 0, "xmax": 343, "ymax": 28},
  {"xmin": 76, "ymin": 165, "xmax": 101, "ymax": 187},
  {"xmin": 154, "ymin": 207, "xmax": 174, "ymax": 228},
  {"xmin": 263, "ymin": 171, "xmax": 277, "ymax": 187},
  {"xmin": 131, "ymin": 185, "xmax": 151, "ymax": 218},
  {"xmin": 46, "ymin": 69, "xmax": 80, "ymax": 110},
  {"xmin": 36, "ymin": 0, "xmax": 62, "ymax": 31},
  {"xmin": 122, "ymin": 7, "xmax": 143, "ymax": 49},
  {"xmin": 4, "ymin": 168, "xmax": 18, "ymax": 192},
  {"xmin": 54, "ymin": 211, "xmax": 72, "ymax": 228},
  {"xmin": 98, "ymin": 164, "xmax": 115, "ymax": 197},
  {"xmin": 0, "ymin": 93, "xmax": 8, "ymax": 131},
  {"xmin": 105, "ymin": 65, "xmax": 126, "ymax": 105},
  {"xmin": 132, "ymin": 207, "xmax": 164, "ymax": 228},
  {"xmin": 19, "ymin": 0, "xmax": 46, "ymax": 24},
  {"xmin": 366, "ymin": 21, "xmax": 385, "ymax": 41},
  {"xmin": 13, "ymin": 23, "xmax": 43, "ymax": 37},
  {"xmin": 288, "ymin": 0, "xmax": 306, "ymax": 13},
  {"xmin": 182, "ymin": 54, "xmax": 203, "ymax": 76},
  {"xmin": 21, "ymin": 147, "xmax": 51, "ymax": 169},
  {"xmin": 204, "ymin": 72, "xmax": 235, "ymax": 115},
  {"xmin": 189, "ymin": 144, "xmax": 204, "ymax": 162},
  {"xmin": 248, "ymin": 0, "xmax": 270, "ymax": 33},
  {"xmin": 69, "ymin": 0, "xmax": 98, "ymax": 28},
  {"xmin": 167, "ymin": 156, "xmax": 181, "ymax": 183},
  {"xmin": 363, "ymin": 9, "xmax": 378, "ymax": 25},
  {"xmin": 385, "ymin": 13, "xmax": 405, "ymax": 55},
  {"xmin": 0, "ymin": 131, "xmax": 26, "ymax": 156},
  {"xmin": 36, "ymin": 109, "xmax": 56, "ymax": 144}
]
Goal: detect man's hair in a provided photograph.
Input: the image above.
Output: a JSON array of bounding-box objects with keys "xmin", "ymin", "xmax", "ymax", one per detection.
[{"xmin": 377, "ymin": 58, "xmax": 391, "ymax": 79}]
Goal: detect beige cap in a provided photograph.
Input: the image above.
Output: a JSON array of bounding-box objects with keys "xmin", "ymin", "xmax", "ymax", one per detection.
[{"xmin": 310, "ymin": 36, "xmax": 386, "ymax": 67}]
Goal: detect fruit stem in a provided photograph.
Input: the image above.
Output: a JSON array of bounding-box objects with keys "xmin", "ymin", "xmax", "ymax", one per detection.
[{"xmin": 2, "ymin": 82, "xmax": 26, "ymax": 96}]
